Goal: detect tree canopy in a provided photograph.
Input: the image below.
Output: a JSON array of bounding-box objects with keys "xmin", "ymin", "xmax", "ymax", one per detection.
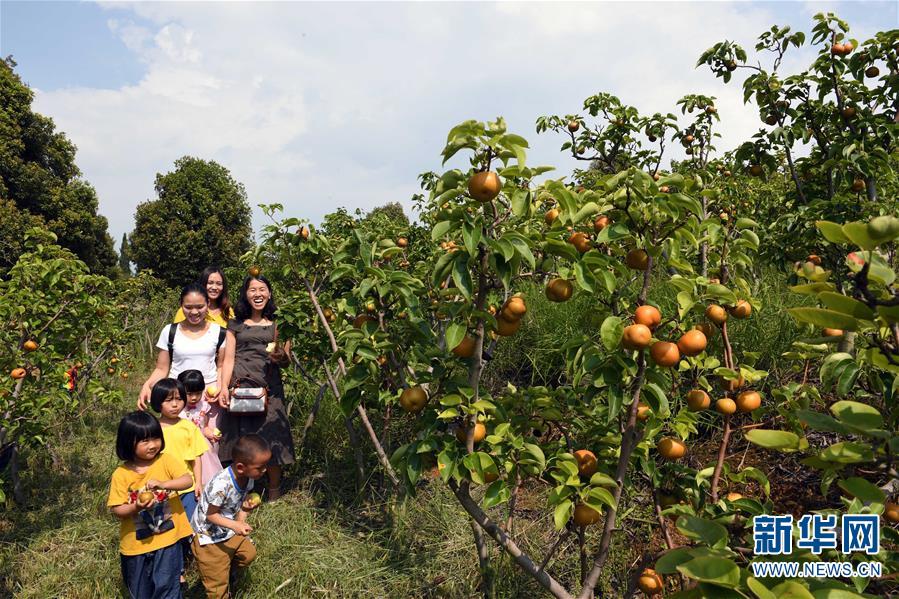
[
  {"xmin": 129, "ymin": 156, "xmax": 254, "ymax": 288},
  {"xmin": 0, "ymin": 58, "xmax": 118, "ymax": 275}
]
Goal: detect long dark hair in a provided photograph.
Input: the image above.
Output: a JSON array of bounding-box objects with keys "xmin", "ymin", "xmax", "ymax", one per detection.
[
  {"xmin": 199, "ymin": 266, "xmax": 231, "ymax": 318},
  {"xmin": 234, "ymin": 276, "xmax": 277, "ymax": 322},
  {"xmin": 116, "ymin": 411, "xmax": 164, "ymax": 461}
]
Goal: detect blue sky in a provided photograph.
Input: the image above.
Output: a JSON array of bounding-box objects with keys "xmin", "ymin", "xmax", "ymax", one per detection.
[{"xmin": 1, "ymin": 1, "xmax": 896, "ymax": 247}]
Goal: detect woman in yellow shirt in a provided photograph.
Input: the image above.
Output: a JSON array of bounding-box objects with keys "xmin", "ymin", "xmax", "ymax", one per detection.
[{"xmin": 173, "ymin": 267, "xmax": 235, "ymax": 328}]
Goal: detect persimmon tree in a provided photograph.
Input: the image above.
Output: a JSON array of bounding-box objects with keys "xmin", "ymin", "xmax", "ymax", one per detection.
[
  {"xmin": 698, "ymin": 13, "xmax": 898, "ymax": 261},
  {"xmin": 0, "ymin": 230, "xmax": 163, "ymax": 504}
]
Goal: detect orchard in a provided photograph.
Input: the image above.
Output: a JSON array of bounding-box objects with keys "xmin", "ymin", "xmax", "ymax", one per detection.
[{"xmin": 2, "ymin": 11, "xmax": 899, "ymax": 599}]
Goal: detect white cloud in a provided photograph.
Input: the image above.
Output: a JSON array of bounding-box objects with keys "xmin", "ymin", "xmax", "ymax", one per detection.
[{"xmin": 26, "ymin": 1, "xmax": 890, "ymax": 244}]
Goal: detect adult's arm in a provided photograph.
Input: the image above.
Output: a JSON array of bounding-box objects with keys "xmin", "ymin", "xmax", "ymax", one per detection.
[
  {"xmin": 213, "ymin": 331, "xmax": 228, "ymax": 405},
  {"xmin": 138, "ymin": 349, "xmax": 171, "ymax": 410},
  {"xmin": 218, "ymin": 330, "xmax": 237, "ymax": 408},
  {"xmin": 269, "ymin": 338, "xmax": 291, "ymax": 367}
]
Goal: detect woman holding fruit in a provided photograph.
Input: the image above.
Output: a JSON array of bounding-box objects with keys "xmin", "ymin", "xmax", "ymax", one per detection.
[
  {"xmin": 137, "ymin": 283, "xmax": 227, "ymax": 411},
  {"xmin": 173, "ymin": 266, "xmax": 234, "ymax": 328},
  {"xmin": 217, "ymin": 274, "xmax": 295, "ymax": 500}
]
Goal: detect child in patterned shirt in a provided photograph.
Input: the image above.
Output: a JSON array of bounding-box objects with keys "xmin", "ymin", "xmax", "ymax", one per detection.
[{"xmin": 191, "ymin": 434, "xmax": 271, "ymax": 598}]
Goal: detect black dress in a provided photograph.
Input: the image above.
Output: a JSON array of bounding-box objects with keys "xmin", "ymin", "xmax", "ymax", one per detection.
[{"xmin": 217, "ymin": 320, "xmax": 296, "ymax": 466}]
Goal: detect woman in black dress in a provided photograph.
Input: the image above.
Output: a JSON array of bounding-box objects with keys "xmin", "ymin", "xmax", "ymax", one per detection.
[{"xmin": 218, "ymin": 275, "xmax": 295, "ymax": 499}]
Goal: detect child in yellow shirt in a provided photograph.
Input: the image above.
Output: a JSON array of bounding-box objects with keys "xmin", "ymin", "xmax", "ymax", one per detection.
[
  {"xmin": 107, "ymin": 411, "xmax": 193, "ymax": 598},
  {"xmin": 150, "ymin": 378, "xmax": 210, "ymax": 521}
]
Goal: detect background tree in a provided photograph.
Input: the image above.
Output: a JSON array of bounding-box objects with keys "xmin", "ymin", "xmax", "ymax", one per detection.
[
  {"xmin": 118, "ymin": 233, "xmax": 131, "ymax": 277},
  {"xmin": 129, "ymin": 156, "xmax": 254, "ymax": 288},
  {"xmin": 362, "ymin": 201, "xmax": 409, "ymax": 228},
  {"xmin": 0, "ymin": 58, "xmax": 117, "ymax": 275}
]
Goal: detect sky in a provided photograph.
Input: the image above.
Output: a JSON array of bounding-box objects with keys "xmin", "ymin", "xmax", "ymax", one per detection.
[{"xmin": 1, "ymin": 1, "xmax": 896, "ymax": 247}]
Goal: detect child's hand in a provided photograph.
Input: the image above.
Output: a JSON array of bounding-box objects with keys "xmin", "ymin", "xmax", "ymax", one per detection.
[
  {"xmin": 195, "ymin": 486, "xmax": 202, "ymax": 499},
  {"xmin": 145, "ymin": 479, "xmax": 165, "ymax": 491},
  {"xmin": 202, "ymin": 426, "xmax": 219, "ymax": 442},
  {"xmin": 231, "ymin": 521, "xmax": 253, "ymax": 536}
]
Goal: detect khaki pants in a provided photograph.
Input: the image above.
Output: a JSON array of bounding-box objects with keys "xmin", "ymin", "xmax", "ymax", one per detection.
[{"xmin": 192, "ymin": 535, "xmax": 257, "ymax": 599}]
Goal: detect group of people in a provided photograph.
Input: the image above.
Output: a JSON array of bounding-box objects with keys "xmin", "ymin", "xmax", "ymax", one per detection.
[{"xmin": 106, "ymin": 266, "xmax": 297, "ymax": 598}]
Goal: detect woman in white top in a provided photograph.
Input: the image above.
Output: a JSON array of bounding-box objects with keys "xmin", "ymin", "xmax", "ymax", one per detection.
[{"xmin": 137, "ymin": 283, "xmax": 228, "ymax": 410}]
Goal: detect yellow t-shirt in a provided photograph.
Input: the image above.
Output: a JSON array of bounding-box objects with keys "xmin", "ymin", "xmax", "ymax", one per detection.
[
  {"xmin": 107, "ymin": 453, "xmax": 194, "ymax": 556},
  {"xmin": 161, "ymin": 419, "xmax": 210, "ymax": 494},
  {"xmin": 173, "ymin": 307, "xmax": 234, "ymax": 328}
]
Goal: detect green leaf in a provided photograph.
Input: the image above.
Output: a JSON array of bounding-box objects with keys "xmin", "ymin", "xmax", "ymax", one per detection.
[
  {"xmin": 818, "ymin": 442, "xmax": 874, "ymax": 464},
  {"xmin": 462, "ymin": 451, "xmax": 497, "ymax": 485},
  {"xmin": 452, "ymin": 253, "xmax": 473, "ymax": 299},
  {"xmin": 431, "ymin": 251, "xmax": 456, "ymax": 288},
  {"xmin": 600, "ymin": 316, "xmax": 624, "ymax": 351},
  {"xmin": 462, "ymin": 220, "xmax": 482, "ymax": 256},
  {"xmin": 830, "ymin": 401, "xmax": 882, "ymax": 429},
  {"xmin": 510, "ymin": 188, "xmax": 529, "ymax": 217},
  {"xmin": 446, "ymin": 323, "xmax": 465, "ymax": 354},
  {"xmin": 816, "ymin": 221, "xmax": 850, "ymax": 244},
  {"xmin": 676, "ymin": 557, "xmax": 740, "ymax": 588},
  {"xmin": 506, "ymin": 234, "xmax": 536, "ymax": 270},
  {"xmin": 812, "ymin": 590, "xmax": 867, "ymax": 599},
  {"xmin": 706, "ymin": 284, "xmax": 738, "ymax": 305},
  {"xmin": 677, "ymin": 291, "xmax": 696, "ymax": 318},
  {"xmin": 790, "ymin": 283, "xmax": 836, "ymax": 294},
  {"xmin": 747, "ymin": 577, "xmax": 777, "ymax": 599},
  {"xmin": 520, "ymin": 443, "xmax": 546, "ymax": 471},
  {"xmin": 573, "ymin": 202, "xmax": 600, "ymax": 224},
  {"xmin": 797, "ymin": 409, "xmax": 851, "ymax": 435},
  {"xmin": 842, "ymin": 222, "xmax": 879, "ymax": 250},
  {"xmin": 655, "ymin": 548, "xmax": 694, "ymax": 574},
  {"xmin": 787, "ymin": 308, "xmax": 859, "ymax": 332},
  {"xmin": 544, "ymin": 238, "xmax": 579, "ymax": 262},
  {"xmin": 584, "ymin": 486, "xmax": 615, "ymax": 509},
  {"xmin": 553, "ymin": 499, "xmax": 573, "ymax": 530},
  {"xmin": 676, "ymin": 515, "xmax": 729, "ymax": 548},
  {"xmin": 431, "ymin": 220, "xmax": 454, "ymax": 241},
  {"xmin": 642, "ymin": 383, "xmax": 670, "ymax": 418},
  {"xmin": 483, "ymin": 479, "xmax": 511, "ymax": 508},
  {"xmin": 770, "ymin": 581, "xmax": 814, "ymax": 599},
  {"xmin": 838, "ymin": 477, "xmax": 886, "ymax": 503},
  {"xmin": 745, "ymin": 429, "xmax": 801, "ymax": 452},
  {"xmin": 588, "ymin": 472, "xmax": 617, "ymax": 488},
  {"xmin": 817, "ymin": 293, "xmax": 875, "ymax": 320},
  {"xmin": 573, "ymin": 262, "xmax": 596, "ymax": 293}
]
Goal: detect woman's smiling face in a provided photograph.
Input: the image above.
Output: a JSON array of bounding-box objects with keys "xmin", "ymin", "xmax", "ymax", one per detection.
[
  {"xmin": 246, "ymin": 279, "xmax": 270, "ymax": 313},
  {"xmin": 206, "ymin": 272, "xmax": 224, "ymax": 301},
  {"xmin": 182, "ymin": 291, "xmax": 208, "ymax": 324}
]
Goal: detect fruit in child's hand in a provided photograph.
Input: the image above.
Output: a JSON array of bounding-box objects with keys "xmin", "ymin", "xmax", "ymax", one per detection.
[
  {"xmin": 246, "ymin": 492, "xmax": 262, "ymax": 508},
  {"xmin": 138, "ymin": 491, "xmax": 155, "ymax": 504},
  {"xmin": 213, "ymin": 428, "xmax": 222, "ymax": 438},
  {"xmin": 266, "ymin": 342, "xmax": 276, "ymax": 353},
  {"xmin": 206, "ymin": 385, "xmax": 219, "ymax": 397}
]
